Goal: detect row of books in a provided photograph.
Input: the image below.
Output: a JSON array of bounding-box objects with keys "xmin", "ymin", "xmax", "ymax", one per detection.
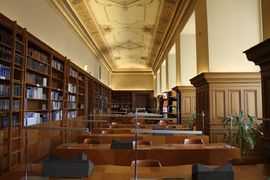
[
  {"xmin": 162, "ymin": 106, "xmax": 177, "ymax": 114},
  {"xmin": 0, "ymin": 115, "xmax": 8, "ymax": 129},
  {"xmin": 12, "ymin": 99, "xmax": 20, "ymax": 110},
  {"xmin": 15, "ymin": 41, "xmax": 24, "ymax": 53},
  {"xmin": 24, "ymin": 112, "xmax": 48, "ymax": 126},
  {"xmin": 68, "ymin": 95, "xmax": 76, "ymax": 102},
  {"xmin": 51, "ymin": 91, "xmax": 63, "ymax": 101},
  {"xmin": 0, "ymin": 83, "xmax": 10, "ymax": 96},
  {"xmin": 0, "ymin": 46, "xmax": 12, "ymax": 62},
  {"xmin": 69, "ymin": 68, "xmax": 78, "ymax": 78},
  {"xmin": 52, "ymin": 59, "xmax": 64, "ymax": 71},
  {"xmin": 27, "ymin": 57, "xmax": 48, "ymax": 74},
  {"xmin": 68, "ymin": 111, "xmax": 76, "ymax": 119},
  {"xmin": 0, "ymin": 29, "xmax": 12, "ymax": 46},
  {"xmin": 26, "ymin": 72, "xmax": 47, "ymax": 86},
  {"xmin": 0, "ymin": 114, "xmax": 20, "ymax": 129},
  {"xmin": 12, "ymin": 114, "xmax": 20, "ymax": 125},
  {"xmin": 68, "ymin": 102, "xmax": 76, "ymax": 109},
  {"xmin": 51, "ymin": 101, "xmax": 62, "ymax": 110},
  {"xmin": 68, "ymin": 83, "xmax": 76, "ymax": 93},
  {"xmin": 0, "ymin": 99, "xmax": 9, "ymax": 111},
  {"xmin": 13, "ymin": 84, "xmax": 21, "ymax": 96},
  {"xmin": 51, "ymin": 110, "xmax": 62, "ymax": 121},
  {"xmin": 26, "ymin": 87, "xmax": 47, "ymax": 99},
  {"xmin": 28, "ymin": 48, "xmax": 48, "ymax": 64},
  {"xmin": 78, "ymin": 102, "xmax": 85, "ymax": 109},
  {"xmin": 15, "ymin": 54, "xmax": 23, "ymax": 67},
  {"xmin": 0, "ymin": 64, "xmax": 11, "ymax": 79}
]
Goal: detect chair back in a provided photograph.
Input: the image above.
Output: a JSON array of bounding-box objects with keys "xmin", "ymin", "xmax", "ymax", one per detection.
[
  {"xmin": 83, "ymin": 138, "xmax": 101, "ymax": 144},
  {"xmin": 110, "ymin": 140, "xmax": 133, "ymax": 149},
  {"xmin": 184, "ymin": 138, "xmax": 204, "ymax": 144},
  {"xmin": 131, "ymin": 159, "xmax": 162, "ymax": 167}
]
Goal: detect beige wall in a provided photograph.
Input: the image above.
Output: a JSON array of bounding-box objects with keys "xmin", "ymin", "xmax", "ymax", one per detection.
[
  {"xmin": 180, "ymin": 34, "xmax": 197, "ymax": 85},
  {"xmin": 111, "ymin": 73, "xmax": 153, "ymax": 90},
  {"xmin": 168, "ymin": 53, "xmax": 176, "ymax": 90},
  {"xmin": 206, "ymin": 0, "xmax": 261, "ymax": 72},
  {"xmin": 0, "ymin": 0, "xmax": 111, "ymax": 86},
  {"xmin": 261, "ymin": 0, "xmax": 270, "ymax": 40}
]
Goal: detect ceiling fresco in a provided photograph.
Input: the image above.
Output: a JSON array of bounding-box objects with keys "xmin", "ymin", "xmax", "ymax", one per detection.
[{"xmin": 50, "ymin": 0, "xmax": 195, "ymax": 72}]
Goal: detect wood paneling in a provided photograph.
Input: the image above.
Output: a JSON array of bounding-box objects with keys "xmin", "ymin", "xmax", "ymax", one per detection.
[
  {"xmin": 173, "ymin": 86, "xmax": 196, "ymax": 124},
  {"xmin": 244, "ymin": 38, "xmax": 270, "ymax": 160},
  {"xmin": 190, "ymin": 72, "xmax": 262, "ymax": 143}
]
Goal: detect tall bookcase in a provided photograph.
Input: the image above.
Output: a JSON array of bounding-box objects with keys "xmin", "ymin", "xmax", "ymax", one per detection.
[
  {"xmin": 0, "ymin": 14, "xmax": 25, "ymax": 171},
  {"xmin": 161, "ymin": 90, "xmax": 180, "ymax": 124},
  {"xmin": 0, "ymin": 13, "xmax": 112, "ymax": 173}
]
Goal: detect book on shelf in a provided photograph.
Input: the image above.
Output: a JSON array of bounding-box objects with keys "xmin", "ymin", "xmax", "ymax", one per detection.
[
  {"xmin": 172, "ymin": 101, "xmax": 177, "ymax": 106},
  {"xmin": 0, "ymin": 64, "xmax": 11, "ymax": 79},
  {"xmin": 51, "ymin": 91, "xmax": 63, "ymax": 101},
  {"xmin": 27, "ymin": 57, "xmax": 48, "ymax": 74},
  {"xmin": 51, "ymin": 101, "xmax": 62, "ymax": 110},
  {"xmin": 12, "ymin": 100, "xmax": 20, "ymax": 110},
  {"xmin": 28, "ymin": 48, "xmax": 48, "ymax": 64},
  {"xmin": 0, "ymin": 29, "xmax": 12, "ymax": 46},
  {"xmin": 68, "ymin": 95, "xmax": 76, "ymax": 102},
  {"xmin": 68, "ymin": 83, "xmax": 76, "ymax": 93},
  {"xmin": 69, "ymin": 68, "xmax": 78, "ymax": 78},
  {"xmin": 162, "ymin": 92, "xmax": 168, "ymax": 99},
  {"xmin": 24, "ymin": 112, "xmax": 48, "ymax": 126},
  {"xmin": 15, "ymin": 54, "xmax": 23, "ymax": 66},
  {"xmin": 0, "ymin": 46, "xmax": 12, "ymax": 62},
  {"xmin": 26, "ymin": 72, "xmax": 47, "ymax": 86},
  {"xmin": 163, "ymin": 107, "xmax": 168, "ymax": 113},
  {"xmin": 68, "ymin": 111, "xmax": 76, "ymax": 119},
  {"xmin": 0, "ymin": 83, "xmax": 10, "ymax": 96},
  {"xmin": 13, "ymin": 84, "xmax": 21, "ymax": 96},
  {"xmin": 163, "ymin": 100, "xmax": 169, "ymax": 107},
  {"xmin": 51, "ymin": 110, "xmax": 62, "ymax": 121},
  {"xmin": 0, "ymin": 114, "xmax": 9, "ymax": 129},
  {"xmin": 15, "ymin": 41, "xmax": 24, "ymax": 53},
  {"xmin": 0, "ymin": 99, "xmax": 9, "ymax": 111},
  {"xmin": 26, "ymin": 87, "xmax": 46, "ymax": 99},
  {"xmin": 52, "ymin": 59, "xmax": 64, "ymax": 71}
]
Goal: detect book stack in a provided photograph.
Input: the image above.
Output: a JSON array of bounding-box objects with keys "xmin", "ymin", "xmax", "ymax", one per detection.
[
  {"xmin": 0, "ymin": 64, "xmax": 11, "ymax": 79},
  {"xmin": 68, "ymin": 83, "xmax": 76, "ymax": 93},
  {"xmin": 26, "ymin": 87, "xmax": 46, "ymax": 99},
  {"xmin": 51, "ymin": 111, "xmax": 62, "ymax": 121},
  {"xmin": 27, "ymin": 57, "xmax": 48, "ymax": 74},
  {"xmin": 26, "ymin": 72, "xmax": 47, "ymax": 86},
  {"xmin": 0, "ymin": 99, "xmax": 9, "ymax": 111},
  {"xmin": 13, "ymin": 84, "xmax": 21, "ymax": 96},
  {"xmin": 28, "ymin": 48, "xmax": 48, "ymax": 64},
  {"xmin": 0, "ymin": 47, "xmax": 12, "ymax": 62},
  {"xmin": 69, "ymin": 68, "xmax": 78, "ymax": 78},
  {"xmin": 52, "ymin": 59, "xmax": 64, "ymax": 71},
  {"xmin": 0, "ymin": 83, "xmax": 10, "ymax": 96}
]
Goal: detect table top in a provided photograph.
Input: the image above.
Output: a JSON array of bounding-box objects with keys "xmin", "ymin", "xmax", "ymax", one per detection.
[{"xmin": 57, "ymin": 143, "xmax": 235, "ymax": 150}]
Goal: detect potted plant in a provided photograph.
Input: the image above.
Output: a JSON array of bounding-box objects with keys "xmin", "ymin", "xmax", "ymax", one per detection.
[{"xmin": 223, "ymin": 110, "xmax": 263, "ymax": 155}]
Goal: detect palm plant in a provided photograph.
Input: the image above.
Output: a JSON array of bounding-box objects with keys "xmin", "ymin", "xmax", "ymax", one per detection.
[{"xmin": 223, "ymin": 110, "xmax": 263, "ymax": 155}]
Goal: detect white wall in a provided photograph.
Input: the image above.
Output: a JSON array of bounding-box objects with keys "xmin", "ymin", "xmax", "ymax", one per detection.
[
  {"xmin": 168, "ymin": 54, "xmax": 176, "ymax": 89},
  {"xmin": 161, "ymin": 61, "xmax": 167, "ymax": 93},
  {"xmin": 206, "ymin": 0, "xmax": 261, "ymax": 72},
  {"xmin": 180, "ymin": 34, "xmax": 197, "ymax": 85},
  {"xmin": 156, "ymin": 69, "xmax": 161, "ymax": 95},
  {"xmin": 0, "ymin": 0, "xmax": 111, "ymax": 86}
]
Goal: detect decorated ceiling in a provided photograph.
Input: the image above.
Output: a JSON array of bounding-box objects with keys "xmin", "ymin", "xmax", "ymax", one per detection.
[{"xmin": 50, "ymin": 0, "xmax": 195, "ymax": 72}]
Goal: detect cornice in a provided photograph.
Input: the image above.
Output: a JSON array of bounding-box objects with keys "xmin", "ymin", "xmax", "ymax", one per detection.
[
  {"xmin": 152, "ymin": 0, "xmax": 197, "ymax": 72},
  {"xmin": 190, "ymin": 72, "xmax": 261, "ymax": 87},
  {"xmin": 48, "ymin": 0, "xmax": 113, "ymax": 72}
]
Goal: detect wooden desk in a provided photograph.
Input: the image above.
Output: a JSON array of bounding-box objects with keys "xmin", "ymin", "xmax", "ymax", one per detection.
[
  {"xmin": 1, "ymin": 163, "xmax": 269, "ymax": 180},
  {"xmin": 78, "ymin": 133, "xmax": 210, "ymax": 144},
  {"xmin": 55, "ymin": 143, "xmax": 240, "ymax": 166}
]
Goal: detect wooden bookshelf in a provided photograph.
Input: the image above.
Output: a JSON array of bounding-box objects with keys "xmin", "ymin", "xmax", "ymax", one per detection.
[{"xmin": 0, "ymin": 13, "xmax": 112, "ymax": 173}]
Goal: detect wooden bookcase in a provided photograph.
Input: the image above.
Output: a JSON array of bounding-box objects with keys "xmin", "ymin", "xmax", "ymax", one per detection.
[
  {"xmin": 0, "ymin": 13, "xmax": 112, "ymax": 173},
  {"xmin": 160, "ymin": 90, "xmax": 180, "ymax": 124},
  {"xmin": 0, "ymin": 14, "xmax": 25, "ymax": 171}
]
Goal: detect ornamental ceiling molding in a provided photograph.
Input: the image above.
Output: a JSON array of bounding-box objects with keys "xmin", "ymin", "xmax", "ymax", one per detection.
[
  {"xmin": 49, "ymin": 0, "xmax": 195, "ymax": 73},
  {"xmin": 48, "ymin": 0, "xmax": 113, "ymax": 72}
]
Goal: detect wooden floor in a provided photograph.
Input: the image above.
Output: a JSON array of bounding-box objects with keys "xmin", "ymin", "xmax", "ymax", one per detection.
[{"xmin": 1, "ymin": 163, "xmax": 270, "ymax": 180}]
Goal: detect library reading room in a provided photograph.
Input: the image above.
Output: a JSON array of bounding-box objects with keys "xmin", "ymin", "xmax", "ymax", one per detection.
[{"xmin": 0, "ymin": 0, "xmax": 270, "ymax": 180}]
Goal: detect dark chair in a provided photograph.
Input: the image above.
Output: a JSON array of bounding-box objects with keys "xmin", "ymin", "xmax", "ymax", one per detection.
[
  {"xmin": 192, "ymin": 163, "xmax": 234, "ymax": 180},
  {"xmin": 83, "ymin": 138, "xmax": 101, "ymax": 144},
  {"xmin": 184, "ymin": 138, "xmax": 204, "ymax": 144},
  {"xmin": 131, "ymin": 159, "xmax": 162, "ymax": 167},
  {"xmin": 110, "ymin": 140, "xmax": 133, "ymax": 149}
]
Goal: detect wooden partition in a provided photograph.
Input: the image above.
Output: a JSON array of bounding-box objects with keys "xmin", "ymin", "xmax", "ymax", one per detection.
[
  {"xmin": 173, "ymin": 86, "xmax": 196, "ymax": 124},
  {"xmin": 190, "ymin": 72, "xmax": 262, "ymax": 143},
  {"xmin": 244, "ymin": 38, "xmax": 270, "ymax": 160}
]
